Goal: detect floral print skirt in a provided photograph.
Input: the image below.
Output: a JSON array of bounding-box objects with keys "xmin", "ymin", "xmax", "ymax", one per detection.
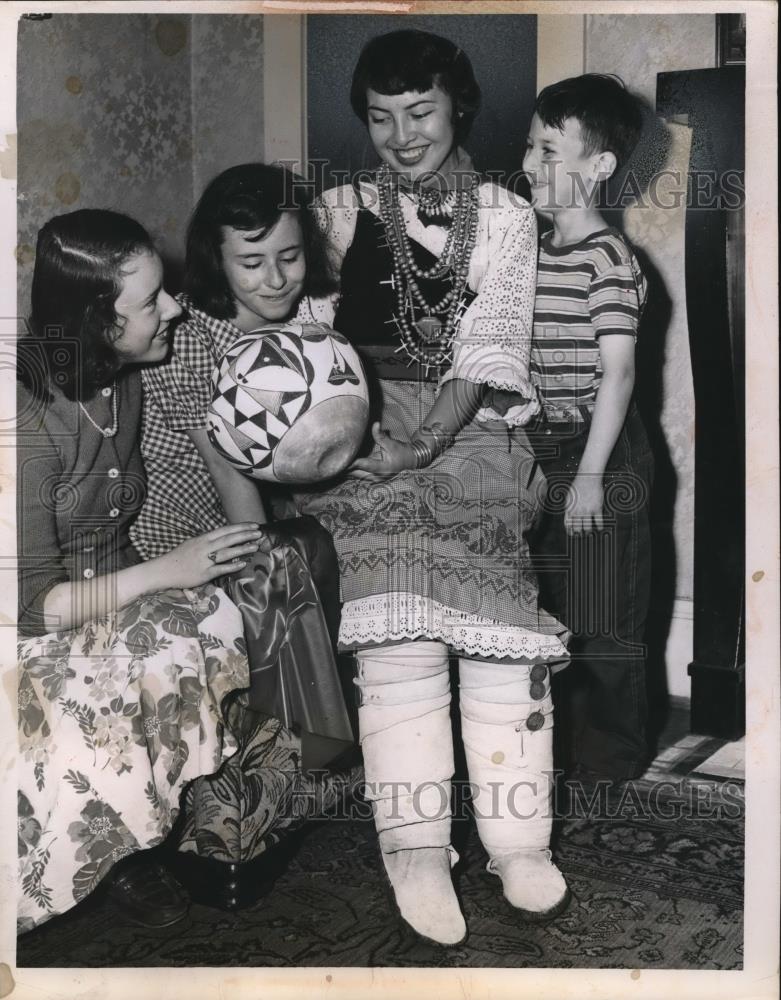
[{"xmin": 17, "ymin": 585, "xmax": 249, "ymax": 933}]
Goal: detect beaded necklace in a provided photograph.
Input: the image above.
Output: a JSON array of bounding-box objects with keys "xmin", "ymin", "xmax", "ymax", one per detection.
[
  {"xmin": 78, "ymin": 382, "xmax": 119, "ymax": 438},
  {"xmin": 376, "ymin": 164, "xmax": 479, "ymax": 374}
]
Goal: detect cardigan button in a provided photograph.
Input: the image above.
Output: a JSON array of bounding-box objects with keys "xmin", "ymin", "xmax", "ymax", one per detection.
[
  {"xmin": 109, "ymin": 508, "xmax": 119, "ymax": 518},
  {"xmin": 530, "ymin": 665, "xmax": 548, "ymax": 682},
  {"xmin": 108, "ymin": 468, "xmax": 119, "ymax": 479},
  {"xmin": 530, "ymin": 681, "xmax": 547, "ymax": 701},
  {"xmin": 83, "ymin": 568, "xmax": 95, "ymax": 580}
]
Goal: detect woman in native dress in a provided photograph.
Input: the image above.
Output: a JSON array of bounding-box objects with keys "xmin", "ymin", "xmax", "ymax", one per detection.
[
  {"xmin": 16, "ymin": 210, "xmax": 262, "ymax": 931},
  {"xmin": 294, "ymin": 30, "xmax": 571, "ymax": 945}
]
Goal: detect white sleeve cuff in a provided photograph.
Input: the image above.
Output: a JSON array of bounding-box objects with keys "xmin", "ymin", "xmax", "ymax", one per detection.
[{"xmin": 441, "ymin": 341, "xmax": 540, "ymax": 426}]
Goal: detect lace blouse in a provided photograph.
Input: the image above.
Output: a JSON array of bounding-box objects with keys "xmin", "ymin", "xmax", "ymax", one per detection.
[{"xmin": 306, "ymin": 179, "xmax": 541, "ymax": 427}]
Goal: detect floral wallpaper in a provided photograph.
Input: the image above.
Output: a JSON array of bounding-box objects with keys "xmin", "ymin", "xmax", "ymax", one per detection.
[
  {"xmin": 17, "ymin": 15, "xmax": 191, "ymax": 309},
  {"xmin": 586, "ymin": 14, "xmax": 716, "ymax": 106},
  {"xmin": 586, "ymin": 14, "xmax": 718, "ymax": 603},
  {"xmin": 17, "ymin": 13, "xmax": 265, "ymax": 312},
  {"xmin": 190, "ymin": 15, "xmax": 264, "ymax": 198},
  {"xmin": 623, "ymin": 123, "xmax": 695, "ymax": 601}
]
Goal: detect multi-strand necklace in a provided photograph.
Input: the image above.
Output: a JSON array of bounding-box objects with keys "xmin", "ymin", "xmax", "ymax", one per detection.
[
  {"xmin": 376, "ymin": 163, "xmax": 479, "ymax": 373},
  {"xmin": 78, "ymin": 382, "xmax": 119, "ymax": 438}
]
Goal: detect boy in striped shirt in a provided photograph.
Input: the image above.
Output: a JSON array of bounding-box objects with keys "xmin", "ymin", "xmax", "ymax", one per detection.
[{"xmin": 524, "ymin": 75, "xmax": 654, "ymax": 785}]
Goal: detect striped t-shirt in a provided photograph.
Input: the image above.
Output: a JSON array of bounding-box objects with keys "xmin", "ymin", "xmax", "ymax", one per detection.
[{"xmin": 530, "ymin": 227, "xmax": 646, "ymax": 422}]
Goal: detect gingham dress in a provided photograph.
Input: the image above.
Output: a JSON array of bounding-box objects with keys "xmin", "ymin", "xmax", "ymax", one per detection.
[
  {"xmin": 295, "ymin": 180, "xmax": 568, "ymax": 662},
  {"xmin": 132, "ymin": 297, "xmax": 318, "ymax": 559},
  {"xmin": 131, "ymin": 298, "xmax": 233, "ymax": 560}
]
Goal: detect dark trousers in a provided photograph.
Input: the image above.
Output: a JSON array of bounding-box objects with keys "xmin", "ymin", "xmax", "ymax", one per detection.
[{"xmin": 528, "ymin": 405, "xmax": 654, "ymax": 781}]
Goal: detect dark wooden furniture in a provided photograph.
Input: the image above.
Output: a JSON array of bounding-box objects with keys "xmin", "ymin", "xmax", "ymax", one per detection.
[{"xmin": 657, "ymin": 67, "xmax": 745, "ymax": 739}]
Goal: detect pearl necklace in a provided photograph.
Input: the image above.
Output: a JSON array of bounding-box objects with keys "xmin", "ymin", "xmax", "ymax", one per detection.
[
  {"xmin": 376, "ymin": 164, "xmax": 479, "ymax": 374},
  {"xmin": 78, "ymin": 382, "xmax": 119, "ymax": 438}
]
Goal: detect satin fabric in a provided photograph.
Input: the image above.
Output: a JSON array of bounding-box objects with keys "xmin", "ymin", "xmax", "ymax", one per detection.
[{"xmin": 224, "ymin": 516, "xmax": 354, "ymax": 766}]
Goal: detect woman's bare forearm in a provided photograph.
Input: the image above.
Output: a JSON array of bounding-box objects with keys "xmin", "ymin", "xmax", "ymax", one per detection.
[{"xmin": 411, "ymin": 378, "xmax": 484, "ymax": 459}]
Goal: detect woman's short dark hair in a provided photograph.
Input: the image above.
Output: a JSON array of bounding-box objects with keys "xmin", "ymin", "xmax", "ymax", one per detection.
[
  {"xmin": 21, "ymin": 209, "xmax": 155, "ymax": 401},
  {"xmin": 350, "ymin": 30, "xmax": 481, "ymax": 144},
  {"xmin": 185, "ymin": 162, "xmax": 336, "ymax": 319},
  {"xmin": 534, "ymin": 74, "xmax": 643, "ymax": 170}
]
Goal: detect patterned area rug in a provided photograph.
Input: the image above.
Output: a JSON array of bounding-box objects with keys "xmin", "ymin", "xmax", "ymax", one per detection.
[{"xmin": 16, "ymin": 775, "xmax": 743, "ymax": 969}]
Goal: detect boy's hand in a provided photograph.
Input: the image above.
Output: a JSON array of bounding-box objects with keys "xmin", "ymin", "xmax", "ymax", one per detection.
[{"xmin": 565, "ymin": 473, "xmax": 604, "ymax": 533}]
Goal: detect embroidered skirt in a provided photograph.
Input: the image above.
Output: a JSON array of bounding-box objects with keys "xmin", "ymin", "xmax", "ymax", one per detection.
[{"xmin": 294, "ymin": 380, "xmax": 568, "ymax": 662}]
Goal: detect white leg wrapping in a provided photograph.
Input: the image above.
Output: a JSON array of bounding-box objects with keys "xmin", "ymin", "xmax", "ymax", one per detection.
[
  {"xmin": 356, "ymin": 640, "xmax": 454, "ymax": 853},
  {"xmin": 459, "ymin": 658, "xmax": 569, "ymax": 917},
  {"xmin": 355, "ymin": 641, "xmax": 465, "ymax": 945}
]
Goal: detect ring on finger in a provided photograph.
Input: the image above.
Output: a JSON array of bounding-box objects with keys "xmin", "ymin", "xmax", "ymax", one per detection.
[{"xmin": 207, "ymin": 550, "xmax": 220, "ymax": 564}]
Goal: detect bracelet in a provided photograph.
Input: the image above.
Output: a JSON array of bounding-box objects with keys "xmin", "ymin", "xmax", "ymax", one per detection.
[
  {"xmin": 419, "ymin": 422, "xmax": 456, "ymax": 453},
  {"xmin": 410, "ymin": 438, "xmax": 436, "ymax": 469}
]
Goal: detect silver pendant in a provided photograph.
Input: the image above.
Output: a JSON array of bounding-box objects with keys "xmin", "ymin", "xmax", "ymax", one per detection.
[{"xmin": 416, "ymin": 316, "xmax": 443, "ymax": 341}]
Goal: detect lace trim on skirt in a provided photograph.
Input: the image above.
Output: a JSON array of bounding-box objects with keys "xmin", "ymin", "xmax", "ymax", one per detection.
[{"xmin": 338, "ymin": 591, "xmax": 569, "ymax": 661}]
